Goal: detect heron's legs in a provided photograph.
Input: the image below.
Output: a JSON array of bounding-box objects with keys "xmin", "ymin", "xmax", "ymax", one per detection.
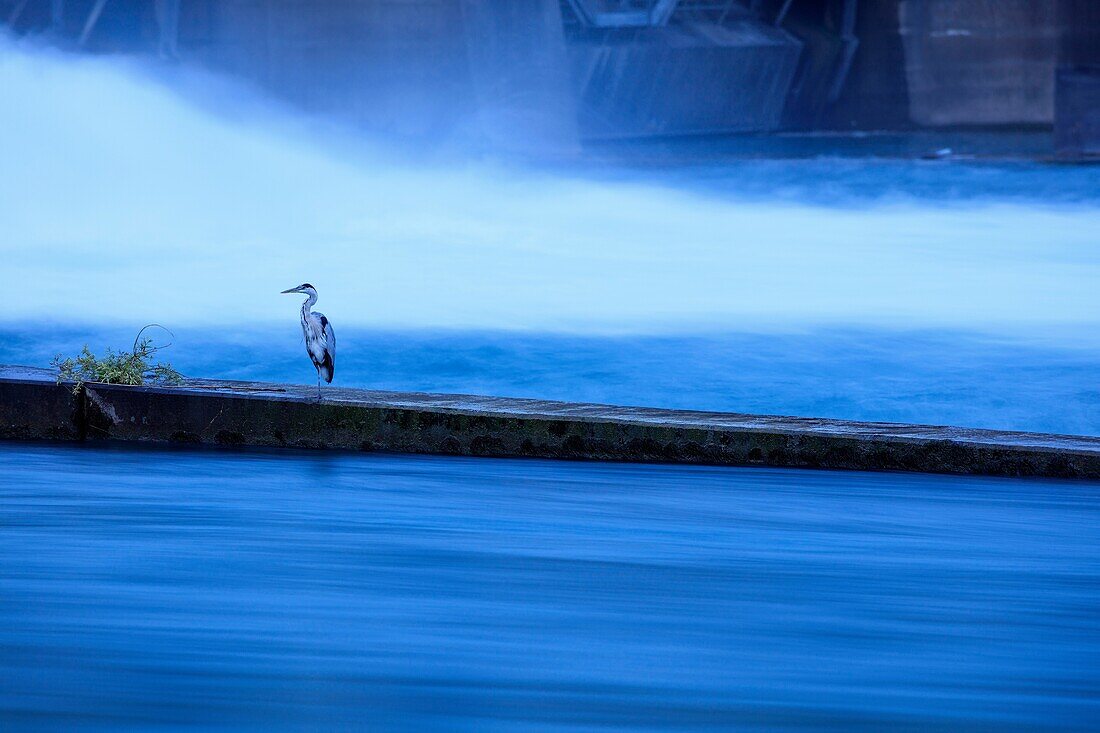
[{"xmin": 317, "ymin": 374, "xmax": 322, "ymax": 401}]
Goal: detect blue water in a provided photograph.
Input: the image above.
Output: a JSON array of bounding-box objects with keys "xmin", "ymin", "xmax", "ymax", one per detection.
[
  {"xmin": 584, "ymin": 154, "xmax": 1100, "ymax": 207},
  {"xmin": 4, "ymin": 38, "xmax": 1099, "ymax": 437},
  {"xmin": 2, "ymin": 39, "xmax": 1099, "ymax": 435},
  {"xmin": 4, "ymin": 36, "xmax": 1100, "ymax": 333},
  {"xmin": 3, "ymin": 36, "xmax": 1100, "ymax": 731},
  {"xmin": 1, "ymin": 443, "xmax": 1098, "ymax": 731},
  {"xmin": 4, "ymin": 326, "xmax": 1098, "ymax": 436}
]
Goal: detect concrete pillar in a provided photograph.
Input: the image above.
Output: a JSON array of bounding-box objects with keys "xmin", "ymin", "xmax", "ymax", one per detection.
[
  {"xmin": 457, "ymin": 0, "xmax": 579, "ymax": 154},
  {"xmin": 1054, "ymin": 67, "xmax": 1100, "ymax": 158},
  {"xmin": 1053, "ymin": 0, "xmax": 1100, "ymax": 157},
  {"xmin": 899, "ymin": 0, "xmax": 1060, "ymax": 126},
  {"xmin": 50, "ymin": 0, "xmax": 63, "ymax": 30},
  {"xmin": 154, "ymin": 0, "xmax": 180, "ymax": 59}
]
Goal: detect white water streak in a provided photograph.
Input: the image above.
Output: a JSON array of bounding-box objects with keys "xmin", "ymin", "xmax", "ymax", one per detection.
[{"xmin": 1, "ymin": 36, "xmax": 1098, "ymax": 335}]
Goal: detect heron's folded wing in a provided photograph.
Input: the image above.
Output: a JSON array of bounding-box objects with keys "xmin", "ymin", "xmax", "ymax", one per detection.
[{"xmin": 317, "ymin": 313, "xmax": 335, "ymax": 373}]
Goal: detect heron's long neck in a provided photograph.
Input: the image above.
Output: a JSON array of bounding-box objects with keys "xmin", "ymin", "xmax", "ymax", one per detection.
[{"xmin": 300, "ymin": 292, "xmax": 317, "ymax": 320}]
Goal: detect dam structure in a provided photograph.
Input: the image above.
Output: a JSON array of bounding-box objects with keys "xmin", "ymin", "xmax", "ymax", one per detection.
[
  {"xmin": 2, "ymin": 365, "xmax": 1098, "ymax": 479},
  {"xmin": 3, "ymin": 0, "xmax": 1098, "ymax": 154}
]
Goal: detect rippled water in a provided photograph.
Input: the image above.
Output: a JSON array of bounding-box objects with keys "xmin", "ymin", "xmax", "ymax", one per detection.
[
  {"xmin": 1, "ymin": 444, "xmax": 1098, "ymax": 731},
  {"xmin": 4, "ymin": 326, "xmax": 1099, "ymax": 436},
  {"xmin": 3, "ymin": 34, "xmax": 1100, "ymax": 332},
  {"xmin": 3, "ymin": 34, "xmax": 1100, "ymax": 732},
  {"xmin": 2, "ymin": 35, "xmax": 1099, "ymax": 436}
]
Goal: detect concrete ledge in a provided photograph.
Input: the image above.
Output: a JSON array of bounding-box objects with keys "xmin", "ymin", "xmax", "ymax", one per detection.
[
  {"xmin": 2, "ymin": 365, "xmax": 1098, "ymax": 478},
  {"xmin": 0, "ymin": 368, "xmax": 83, "ymax": 442}
]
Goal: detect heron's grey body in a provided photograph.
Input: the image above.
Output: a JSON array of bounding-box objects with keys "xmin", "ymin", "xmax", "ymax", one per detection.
[{"xmin": 282, "ymin": 284, "xmax": 335, "ymax": 399}]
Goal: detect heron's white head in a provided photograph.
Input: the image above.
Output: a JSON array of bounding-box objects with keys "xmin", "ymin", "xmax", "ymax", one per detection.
[{"xmin": 280, "ymin": 283, "xmax": 317, "ymax": 297}]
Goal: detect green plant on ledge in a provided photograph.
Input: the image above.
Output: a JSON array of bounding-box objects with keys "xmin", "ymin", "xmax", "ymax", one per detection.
[{"xmin": 52, "ymin": 325, "xmax": 183, "ymax": 393}]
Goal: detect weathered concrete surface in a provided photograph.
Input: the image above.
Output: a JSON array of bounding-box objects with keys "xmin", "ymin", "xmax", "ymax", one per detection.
[
  {"xmin": 899, "ymin": 0, "xmax": 1060, "ymax": 126},
  {"xmin": 1055, "ymin": 66, "xmax": 1100, "ymax": 158},
  {"xmin": 2, "ymin": 365, "xmax": 1099, "ymax": 478},
  {"xmin": 0, "ymin": 367, "xmax": 82, "ymax": 442},
  {"xmin": 569, "ymin": 20, "xmax": 802, "ymax": 138}
]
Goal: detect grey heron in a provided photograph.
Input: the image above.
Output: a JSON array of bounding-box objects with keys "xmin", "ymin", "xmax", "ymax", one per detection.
[{"xmin": 281, "ymin": 283, "xmax": 336, "ymax": 400}]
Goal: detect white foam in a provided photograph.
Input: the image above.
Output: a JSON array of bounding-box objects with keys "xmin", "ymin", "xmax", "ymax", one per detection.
[{"xmin": 1, "ymin": 35, "xmax": 1098, "ymax": 339}]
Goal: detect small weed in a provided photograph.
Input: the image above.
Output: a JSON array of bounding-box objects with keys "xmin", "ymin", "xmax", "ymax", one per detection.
[{"xmin": 52, "ymin": 325, "xmax": 183, "ymax": 393}]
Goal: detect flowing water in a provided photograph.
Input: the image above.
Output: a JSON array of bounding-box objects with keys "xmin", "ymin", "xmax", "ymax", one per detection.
[
  {"xmin": 2, "ymin": 326, "xmax": 1099, "ymax": 436},
  {"xmin": 1, "ymin": 33, "xmax": 1099, "ymax": 333},
  {"xmin": 1, "ymin": 34, "xmax": 1099, "ymax": 435},
  {"xmin": 1, "ymin": 32, "xmax": 1099, "ymax": 731},
  {"xmin": 1, "ymin": 444, "xmax": 1098, "ymax": 731}
]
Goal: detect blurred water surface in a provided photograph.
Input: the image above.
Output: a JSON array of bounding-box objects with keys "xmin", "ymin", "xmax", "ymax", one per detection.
[
  {"xmin": 3, "ymin": 326, "xmax": 1098, "ymax": 436},
  {"xmin": 1, "ymin": 443, "xmax": 1098, "ymax": 731},
  {"xmin": 3, "ymin": 35, "xmax": 1100, "ymax": 332},
  {"xmin": 2, "ymin": 37, "xmax": 1099, "ymax": 437},
  {"xmin": 3, "ymin": 37, "xmax": 1100, "ymax": 732}
]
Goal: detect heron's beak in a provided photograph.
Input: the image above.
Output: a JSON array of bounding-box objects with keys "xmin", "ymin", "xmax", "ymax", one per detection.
[{"xmin": 280, "ymin": 287, "xmax": 300, "ymax": 294}]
